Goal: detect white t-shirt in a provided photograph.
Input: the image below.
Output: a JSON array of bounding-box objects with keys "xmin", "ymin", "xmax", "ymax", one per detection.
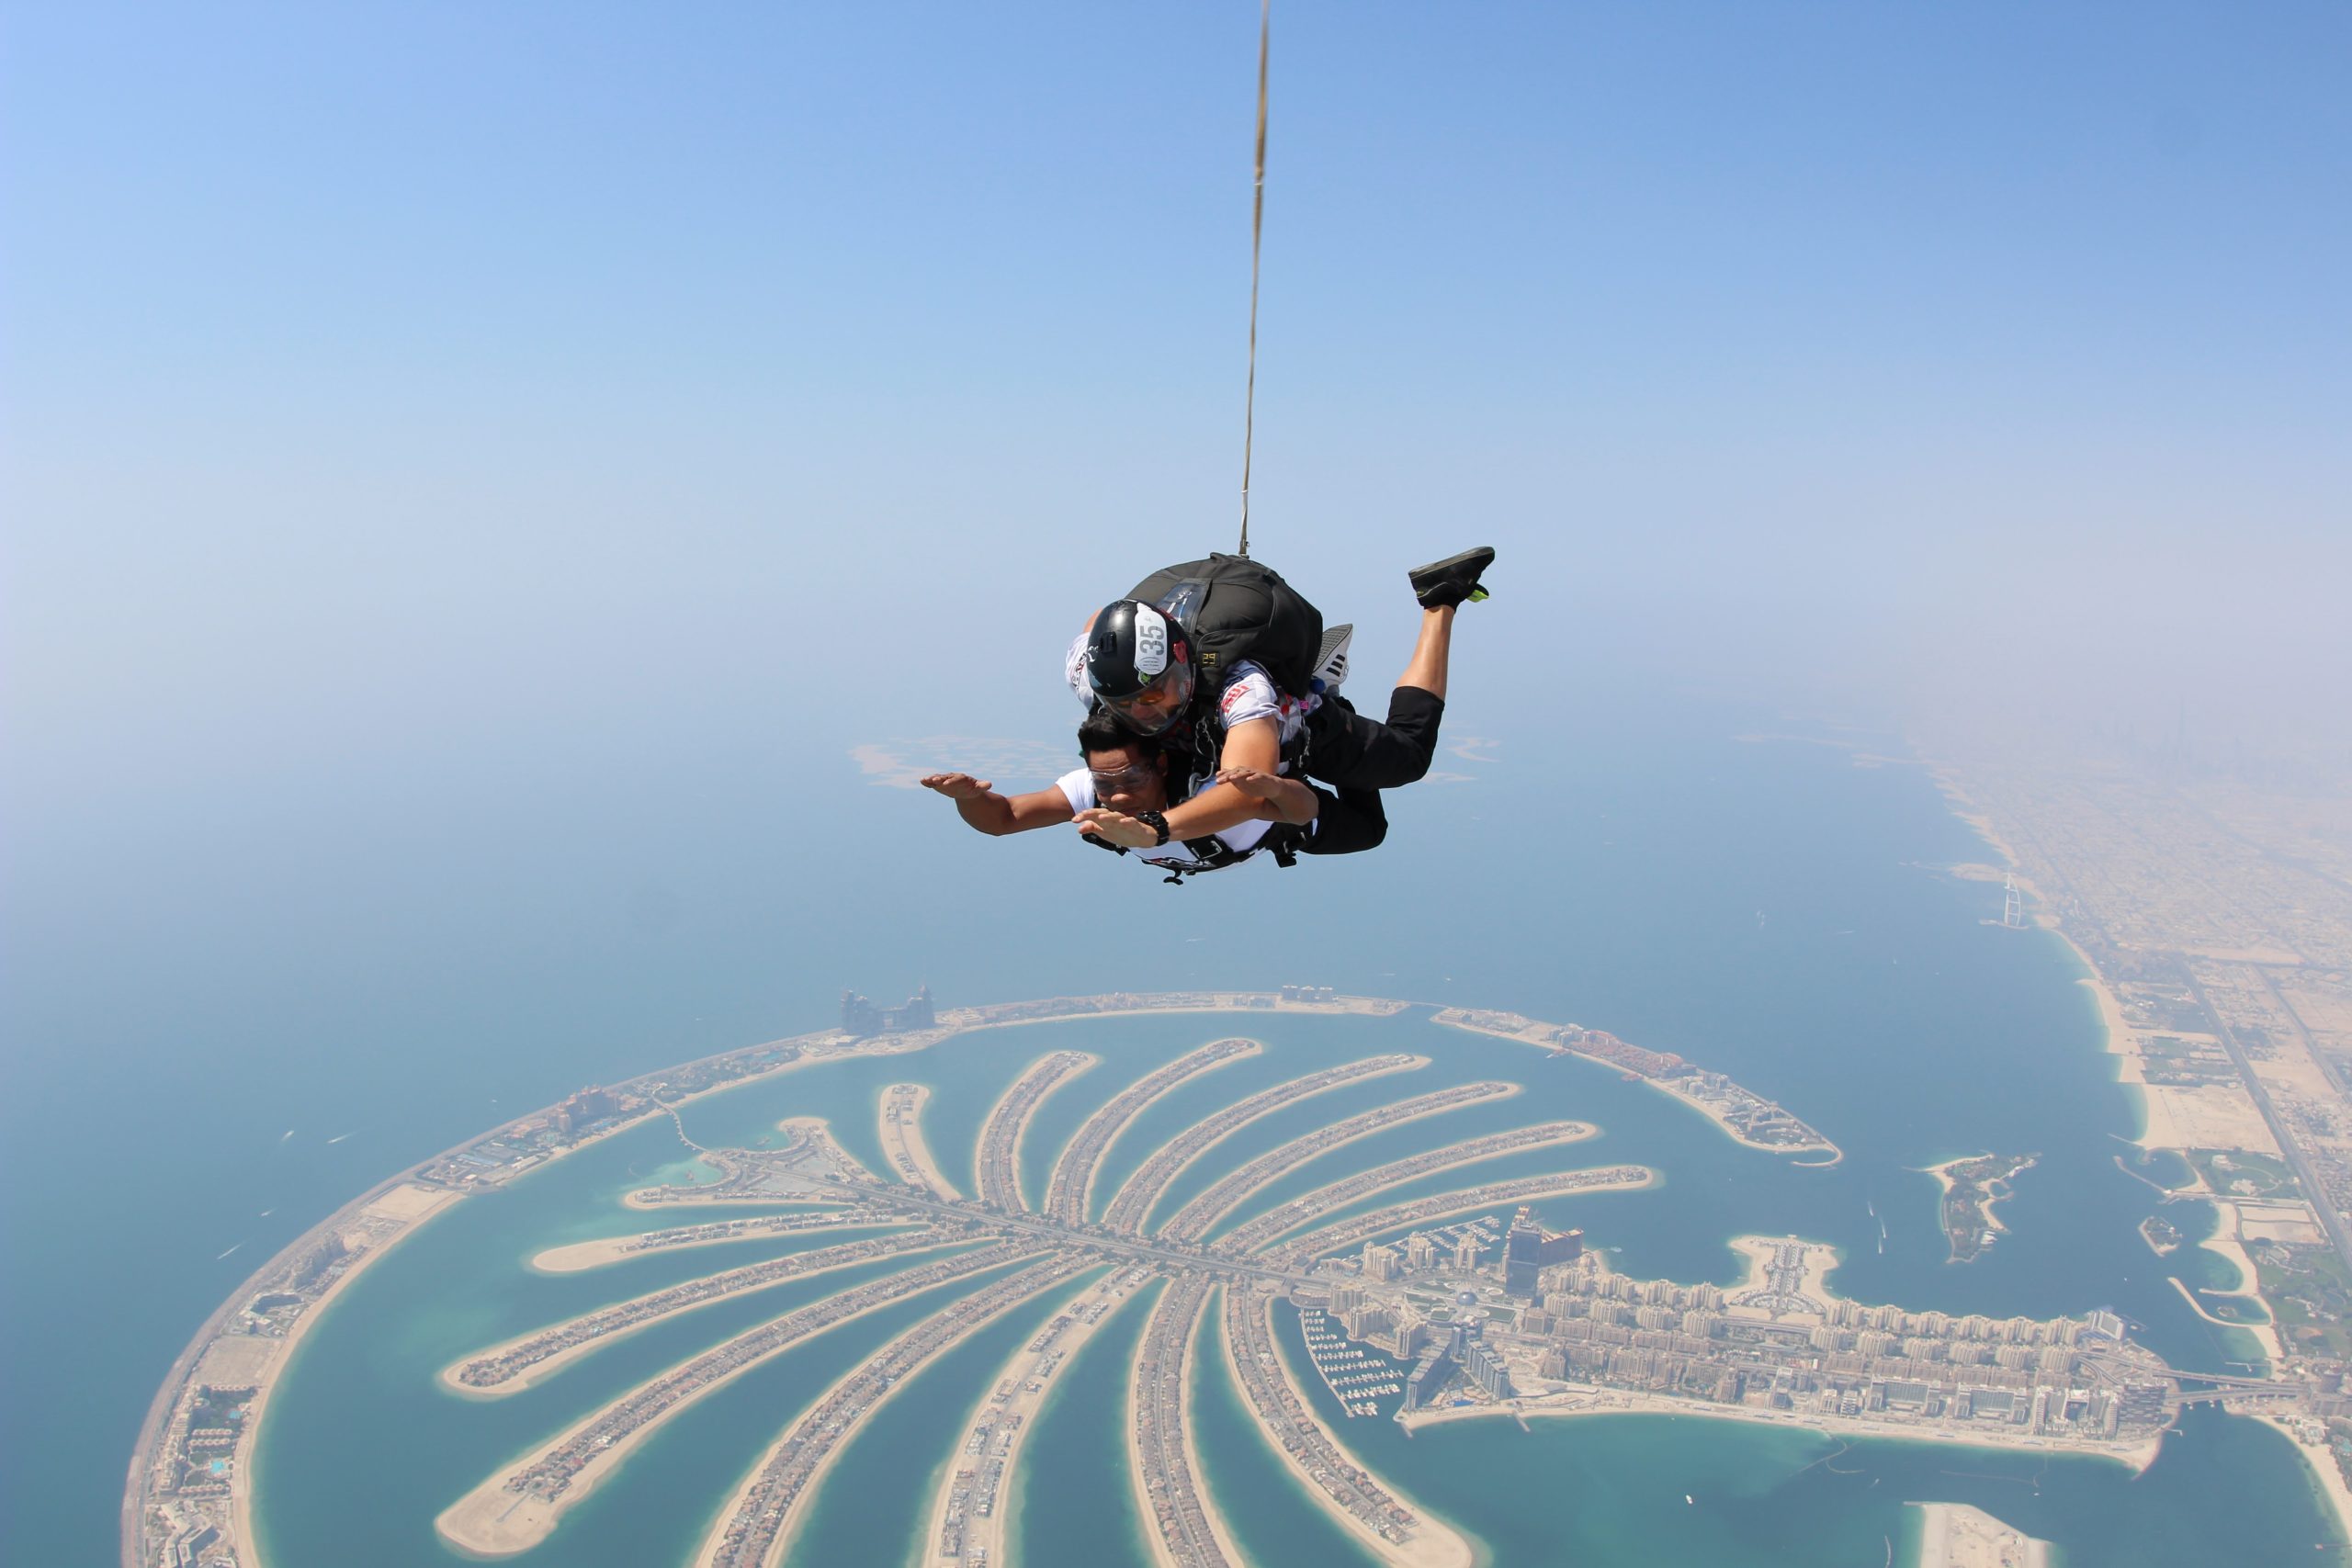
[
  {"xmin": 1063, "ymin": 636, "xmax": 1319, "ymax": 751},
  {"xmin": 1055, "ymin": 767, "xmax": 1281, "ymax": 876}
]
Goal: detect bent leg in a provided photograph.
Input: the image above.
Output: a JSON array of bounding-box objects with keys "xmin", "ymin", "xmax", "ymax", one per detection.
[
  {"xmin": 1306, "ymin": 685, "xmax": 1446, "ymax": 790},
  {"xmin": 1297, "ymin": 784, "xmax": 1387, "ymax": 857},
  {"xmin": 1396, "ymin": 604, "xmax": 1454, "ymax": 701}
]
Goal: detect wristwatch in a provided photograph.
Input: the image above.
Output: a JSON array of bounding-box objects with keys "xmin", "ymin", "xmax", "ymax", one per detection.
[{"xmin": 1134, "ymin": 809, "xmax": 1171, "ymax": 847}]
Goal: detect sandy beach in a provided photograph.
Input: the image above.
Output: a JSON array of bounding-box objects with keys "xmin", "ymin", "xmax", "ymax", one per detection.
[
  {"xmin": 880, "ymin": 1082, "xmax": 961, "ymax": 1199},
  {"xmin": 1218, "ymin": 1288, "xmax": 1471, "ymax": 1568},
  {"xmin": 1126, "ymin": 1279, "xmax": 1248, "ymax": 1568},
  {"xmin": 618, "ymin": 1114, "xmax": 873, "ymax": 1210},
  {"xmin": 1169, "ymin": 1081, "xmax": 1526, "ymax": 1242},
  {"xmin": 1396, "ymin": 1383, "xmax": 2162, "ymax": 1472},
  {"xmin": 1103, "ymin": 1053, "xmax": 1431, "ymax": 1235},
  {"xmin": 1910, "ymin": 1500, "xmax": 2052, "ymax": 1568},
  {"xmin": 226, "ymin": 1185, "xmax": 458, "ymax": 1568},
  {"xmin": 975, "ymin": 1050, "xmax": 1099, "ymax": 1209},
  {"xmin": 1232, "ymin": 1128, "xmax": 1609, "ymax": 1251},
  {"xmin": 2162, "ymin": 1198, "xmax": 2284, "ymax": 1362},
  {"xmin": 526, "ymin": 1205, "xmax": 895, "ymax": 1273},
  {"xmin": 919, "ymin": 1267, "xmax": 1148, "ymax": 1568},
  {"xmin": 2243, "ymin": 1406, "xmax": 2352, "ymax": 1544},
  {"xmin": 1057, "ymin": 1039, "xmax": 1264, "ymax": 1224},
  {"xmin": 1720, "ymin": 1234, "xmax": 1842, "ymax": 1295},
  {"xmin": 435, "ymin": 1243, "xmax": 1011, "ymax": 1556},
  {"xmin": 1266, "ymin": 1166, "xmax": 1658, "ymax": 1259},
  {"xmin": 436, "ymin": 1232, "xmax": 965, "ymax": 1399},
  {"xmin": 1433, "ymin": 1014, "xmax": 1839, "ymax": 1162},
  {"xmin": 686, "ymin": 1255, "xmax": 1087, "ymax": 1568},
  {"xmin": 1182, "ymin": 1288, "xmax": 1253, "ymax": 1568}
]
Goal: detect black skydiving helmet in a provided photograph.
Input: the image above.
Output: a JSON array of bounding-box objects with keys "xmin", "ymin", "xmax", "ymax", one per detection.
[{"xmin": 1085, "ymin": 599, "xmax": 1196, "ymax": 736}]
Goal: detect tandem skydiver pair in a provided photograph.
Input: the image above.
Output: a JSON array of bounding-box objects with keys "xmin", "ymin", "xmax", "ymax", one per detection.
[{"xmin": 921, "ymin": 547, "xmax": 1495, "ymax": 882}]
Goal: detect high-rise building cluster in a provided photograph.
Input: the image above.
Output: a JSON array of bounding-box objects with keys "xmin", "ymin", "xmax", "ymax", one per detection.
[{"xmin": 840, "ymin": 984, "xmax": 935, "ymax": 1037}]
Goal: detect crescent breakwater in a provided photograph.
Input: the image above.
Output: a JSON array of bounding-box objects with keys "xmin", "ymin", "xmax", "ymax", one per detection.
[
  {"xmin": 129, "ymin": 987, "xmax": 2277, "ymax": 1568},
  {"xmin": 1432, "ymin": 1007, "xmax": 1842, "ymax": 1163}
]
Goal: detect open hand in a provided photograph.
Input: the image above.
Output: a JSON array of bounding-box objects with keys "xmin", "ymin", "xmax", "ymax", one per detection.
[
  {"xmin": 1215, "ymin": 765, "xmax": 1280, "ymax": 800},
  {"xmin": 1072, "ymin": 807, "xmax": 1158, "ymax": 849},
  {"xmin": 920, "ymin": 773, "xmax": 993, "ymax": 801}
]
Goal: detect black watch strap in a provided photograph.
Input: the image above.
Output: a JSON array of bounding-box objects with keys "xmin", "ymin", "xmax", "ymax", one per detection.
[{"xmin": 1135, "ymin": 809, "xmax": 1171, "ymax": 847}]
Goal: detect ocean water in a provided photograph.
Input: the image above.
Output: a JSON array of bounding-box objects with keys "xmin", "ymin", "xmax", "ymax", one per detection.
[
  {"xmin": 4, "ymin": 688, "xmax": 2335, "ymax": 1561},
  {"xmin": 244, "ymin": 995, "xmax": 2347, "ymax": 1566}
]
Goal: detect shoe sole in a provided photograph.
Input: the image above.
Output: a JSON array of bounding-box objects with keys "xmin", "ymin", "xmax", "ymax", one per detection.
[{"xmin": 1409, "ymin": 546, "xmax": 1496, "ymax": 603}]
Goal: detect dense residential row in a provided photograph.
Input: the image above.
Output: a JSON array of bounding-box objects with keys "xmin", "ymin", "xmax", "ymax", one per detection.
[
  {"xmin": 1220, "ymin": 1121, "xmax": 1599, "ymax": 1256},
  {"xmin": 1131, "ymin": 1273, "xmax": 1228, "ymax": 1568},
  {"xmin": 453, "ymin": 1229, "xmax": 954, "ymax": 1389},
  {"xmin": 1045, "ymin": 1039, "xmax": 1258, "ymax": 1225},
  {"xmin": 1222, "ymin": 1285, "xmax": 1424, "ymax": 1547},
  {"xmin": 1159, "ymin": 1082, "xmax": 1518, "ymax": 1245},
  {"xmin": 1101, "ymin": 1055, "xmax": 1418, "ymax": 1235},
  {"xmin": 976, "ymin": 1051, "xmax": 1092, "ymax": 1213},
  {"xmin": 697, "ymin": 1253, "xmax": 1085, "ymax": 1568},
  {"xmin": 499, "ymin": 1243, "xmax": 1033, "ymax": 1506}
]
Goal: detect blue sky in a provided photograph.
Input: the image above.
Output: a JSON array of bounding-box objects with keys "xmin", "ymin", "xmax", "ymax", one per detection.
[{"xmin": 7, "ymin": 2, "xmax": 2348, "ymax": 791}]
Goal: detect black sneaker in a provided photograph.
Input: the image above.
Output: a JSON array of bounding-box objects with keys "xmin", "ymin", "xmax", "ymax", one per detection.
[{"xmin": 1408, "ymin": 546, "xmax": 1496, "ymax": 610}]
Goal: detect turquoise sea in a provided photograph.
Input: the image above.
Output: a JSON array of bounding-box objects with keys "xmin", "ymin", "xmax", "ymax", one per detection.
[{"xmin": 9, "ymin": 692, "xmax": 2344, "ymax": 1563}]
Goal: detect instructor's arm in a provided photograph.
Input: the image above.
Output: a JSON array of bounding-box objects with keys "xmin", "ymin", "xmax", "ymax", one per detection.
[{"xmin": 1157, "ymin": 716, "xmax": 1281, "ymax": 840}]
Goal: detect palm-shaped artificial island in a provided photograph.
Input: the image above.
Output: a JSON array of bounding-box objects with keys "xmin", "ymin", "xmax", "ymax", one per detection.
[{"xmin": 134, "ymin": 993, "xmax": 2198, "ymax": 1568}]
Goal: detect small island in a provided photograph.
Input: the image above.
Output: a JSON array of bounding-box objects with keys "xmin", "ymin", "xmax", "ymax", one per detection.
[{"xmin": 1926, "ymin": 1151, "xmax": 2040, "ymax": 1263}]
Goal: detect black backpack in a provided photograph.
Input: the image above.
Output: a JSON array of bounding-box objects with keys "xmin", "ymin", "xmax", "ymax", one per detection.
[{"xmin": 1127, "ymin": 554, "xmax": 1324, "ymax": 701}]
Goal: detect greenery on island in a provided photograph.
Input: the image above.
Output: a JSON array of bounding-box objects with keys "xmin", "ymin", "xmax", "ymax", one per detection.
[
  {"xmin": 187, "ymin": 1388, "xmax": 254, "ymax": 1431},
  {"xmin": 288, "ymin": 1235, "xmax": 347, "ymax": 1290},
  {"xmin": 2188, "ymin": 1148, "xmax": 2299, "ymax": 1200},
  {"xmin": 2260, "ymin": 1244, "xmax": 2352, "ymax": 1360},
  {"xmin": 1938, "ymin": 1150, "xmax": 2039, "ymax": 1264}
]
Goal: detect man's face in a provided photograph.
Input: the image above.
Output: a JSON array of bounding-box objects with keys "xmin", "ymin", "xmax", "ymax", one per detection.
[{"xmin": 1084, "ymin": 746, "xmax": 1169, "ymax": 814}]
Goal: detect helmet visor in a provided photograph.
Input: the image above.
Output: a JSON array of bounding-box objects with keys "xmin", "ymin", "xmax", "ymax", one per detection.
[{"xmin": 1100, "ymin": 662, "xmax": 1193, "ymax": 735}]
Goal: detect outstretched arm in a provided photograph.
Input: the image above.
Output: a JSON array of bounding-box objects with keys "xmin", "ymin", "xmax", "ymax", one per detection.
[{"xmin": 921, "ymin": 773, "xmax": 1076, "ymax": 837}]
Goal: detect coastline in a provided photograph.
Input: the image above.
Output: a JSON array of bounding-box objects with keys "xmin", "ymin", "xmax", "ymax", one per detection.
[
  {"xmin": 148, "ymin": 976, "xmax": 2277, "ymax": 1568},
  {"xmin": 526, "ymin": 1204, "xmax": 883, "ymax": 1273},
  {"xmin": 983, "ymin": 1050, "xmax": 1100, "ymax": 1211},
  {"xmin": 1432, "ymin": 1014, "xmax": 1840, "ymax": 1164},
  {"xmin": 685, "ymin": 1256, "xmax": 1087, "ymax": 1568},
  {"xmin": 917, "ymin": 1268, "xmax": 1145, "ymax": 1568},
  {"xmin": 1266, "ymin": 1167, "xmax": 1658, "ymax": 1260},
  {"xmin": 1236, "ymin": 1122, "xmax": 1599, "ymax": 1251},
  {"xmin": 1221, "ymin": 1291, "xmax": 1471, "ymax": 1568},
  {"xmin": 435, "ymin": 1233, "xmax": 967, "ymax": 1400},
  {"xmin": 1184, "ymin": 1289, "xmax": 1254, "ymax": 1568},
  {"xmin": 1396, "ymin": 1385, "xmax": 2162, "ymax": 1473},
  {"xmin": 1915, "ymin": 1150, "xmax": 2036, "ymax": 1263},
  {"xmin": 1060, "ymin": 1039, "xmax": 1265, "ymax": 1224},
  {"xmin": 227, "ymin": 1185, "xmax": 458, "ymax": 1568},
  {"xmin": 1106, "ymin": 1053, "xmax": 1430, "ymax": 1235},
  {"xmin": 2244, "ymin": 1407, "xmax": 2352, "ymax": 1544},
  {"xmin": 881, "ymin": 1082, "xmax": 961, "ymax": 1199},
  {"xmin": 1125, "ymin": 1277, "xmax": 1250, "ymax": 1568},
  {"xmin": 618, "ymin": 1115, "xmax": 873, "ymax": 1210},
  {"xmin": 1174, "ymin": 1081, "xmax": 1526, "ymax": 1243},
  {"xmin": 434, "ymin": 1241, "xmax": 1004, "ymax": 1556}
]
